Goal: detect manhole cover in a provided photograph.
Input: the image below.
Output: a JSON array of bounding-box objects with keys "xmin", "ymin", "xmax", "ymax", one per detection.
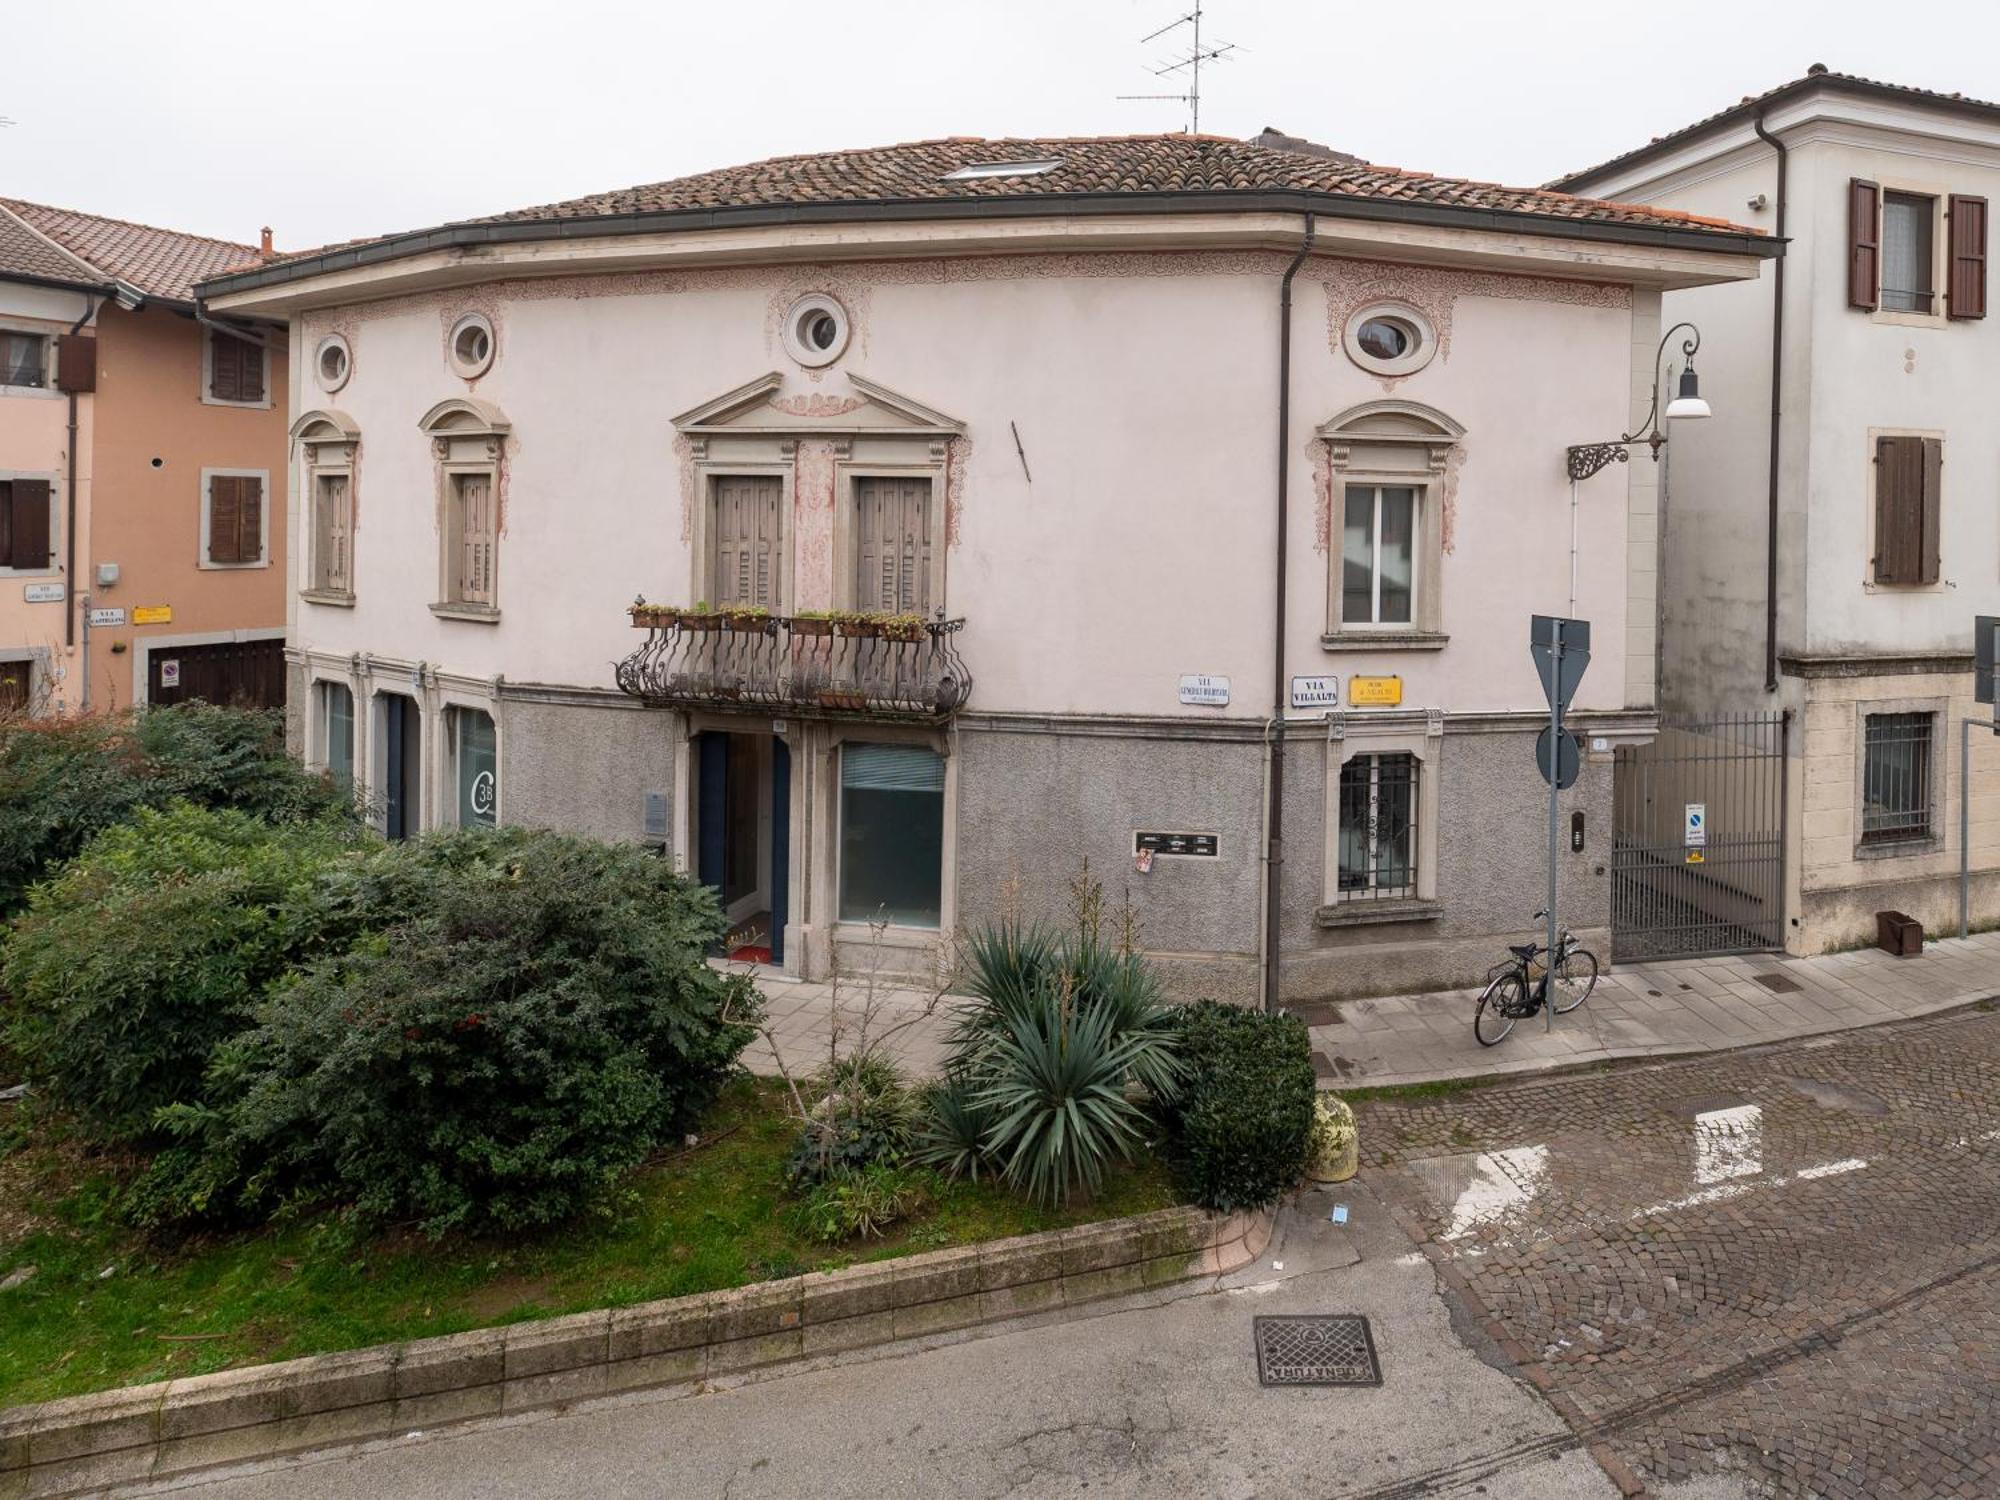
[
  {"xmin": 1751, "ymin": 972, "xmax": 1804, "ymax": 994},
  {"xmin": 1252, "ymin": 1315, "xmax": 1382, "ymax": 1387}
]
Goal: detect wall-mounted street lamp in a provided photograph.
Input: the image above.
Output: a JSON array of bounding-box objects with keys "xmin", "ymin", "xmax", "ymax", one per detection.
[{"xmin": 1565, "ymin": 322, "xmax": 1710, "ymax": 482}]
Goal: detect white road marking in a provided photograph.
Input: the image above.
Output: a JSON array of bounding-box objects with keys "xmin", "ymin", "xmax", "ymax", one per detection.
[
  {"xmin": 1440, "ymin": 1146, "xmax": 1550, "ymax": 1241},
  {"xmin": 1694, "ymin": 1104, "xmax": 1763, "ymax": 1185}
]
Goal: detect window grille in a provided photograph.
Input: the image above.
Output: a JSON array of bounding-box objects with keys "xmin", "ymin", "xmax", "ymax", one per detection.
[
  {"xmin": 1337, "ymin": 752, "xmax": 1418, "ymax": 900},
  {"xmin": 1861, "ymin": 712, "xmax": 1933, "ymax": 843}
]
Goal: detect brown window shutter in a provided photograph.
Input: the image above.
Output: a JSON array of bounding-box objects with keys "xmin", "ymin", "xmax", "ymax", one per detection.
[
  {"xmin": 55, "ymin": 334, "xmax": 96, "ymax": 393},
  {"xmin": 237, "ymin": 477, "xmax": 263, "ymax": 562},
  {"xmin": 238, "ymin": 337, "xmax": 265, "ymax": 404},
  {"xmin": 1947, "ymin": 195, "xmax": 1988, "ymax": 320},
  {"xmin": 1919, "ymin": 437, "xmax": 1943, "ymax": 585},
  {"xmin": 209, "ymin": 334, "xmax": 236, "ymax": 402},
  {"xmin": 1849, "ymin": 179, "xmax": 1881, "ymax": 311},
  {"xmin": 709, "ymin": 476, "xmax": 780, "ymax": 608},
  {"xmin": 852, "ymin": 477, "xmax": 933, "ymax": 614},
  {"xmin": 0, "ymin": 482, "xmax": 11, "ymax": 567},
  {"xmin": 208, "ymin": 476, "xmax": 242, "ymax": 564},
  {"xmin": 9, "ymin": 479, "xmax": 50, "ymax": 570},
  {"xmin": 1873, "ymin": 436, "xmax": 1924, "ymax": 583}
]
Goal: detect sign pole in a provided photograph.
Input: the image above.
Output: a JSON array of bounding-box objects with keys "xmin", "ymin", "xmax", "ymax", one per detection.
[
  {"xmin": 1964, "ymin": 716, "xmax": 1973, "ymax": 941},
  {"xmin": 1546, "ymin": 621, "xmax": 1562, "ymax": 1033}
]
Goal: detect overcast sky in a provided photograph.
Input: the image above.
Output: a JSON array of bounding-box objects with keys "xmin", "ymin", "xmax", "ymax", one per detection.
[{"xmin": 4, "ymin": 1, "xmax": 1998, "ymax": 252}]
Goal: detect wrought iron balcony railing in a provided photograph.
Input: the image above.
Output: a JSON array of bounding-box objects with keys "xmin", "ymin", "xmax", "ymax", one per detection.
[{"xmin": 614, "ymin": 611, "xmax": 972, "ymax": 721}]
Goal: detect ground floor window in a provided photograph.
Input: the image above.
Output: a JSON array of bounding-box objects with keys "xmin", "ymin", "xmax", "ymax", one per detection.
[
  {"xmin": 1337, "ymin": 752, "xmax": 1418, "ymax": 900},
  {"xmin": 319, "ymin": 681, "xmax": 354, "ymax": 789},
  {"xmin": 452, "ymin": 707, "xmax": 498, "ymax": 828},
  {"xmin": 839, "ymin": 741, "xmax": 944, "ymax": 927},
  {"xmin": 1861, "ymin": 712, "xmax": 1933, "ymax": 844},
  {"xmin": 376, "ymin": 692, "xmax": 420, "ymax": 840}
]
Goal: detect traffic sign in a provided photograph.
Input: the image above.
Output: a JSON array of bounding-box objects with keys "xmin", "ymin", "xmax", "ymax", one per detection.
[
  {"xmin": 1535, "ymin": 726, "xmax": 1581, "ymax": 789},
  {"xmin": 1685, "ymin": 803, "xmax": 1707, "ymax": 848},
  {"xmin": 1530, "ymin": 616, "xmax": 1592, "ymax": 714}
]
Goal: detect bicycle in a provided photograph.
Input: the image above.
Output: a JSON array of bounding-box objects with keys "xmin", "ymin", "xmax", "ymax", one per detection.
[{"xmin": 1472, "ymin": 912, "xmax": 1598, "ymax": 1046}]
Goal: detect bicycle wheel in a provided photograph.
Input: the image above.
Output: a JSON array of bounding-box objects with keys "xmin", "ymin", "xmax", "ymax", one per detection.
[
  {"xmin": 1551, "ymin": 948, "xmax": 1599, "ymax": 1014},
  {"xmin": 1474, "ymin": 972, "xmax": 1524, "ymax": 1046}
]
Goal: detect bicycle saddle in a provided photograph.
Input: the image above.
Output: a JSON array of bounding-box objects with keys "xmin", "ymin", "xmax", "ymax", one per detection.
[{"xmin": 1508, "ymin": 943, "xmax": 1539, "ymax": 960}]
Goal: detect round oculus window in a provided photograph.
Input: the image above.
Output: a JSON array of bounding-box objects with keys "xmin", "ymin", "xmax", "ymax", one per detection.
[
  {"xmin": 314, "ymin": 334, "xmax": 351, "ymax": 393},
  {"xmin": 1342, "ymin": 303, "xmax": 1436, "ymax": 377},
  {"xmin": 448, "ymin": 313, "xmax": 495, "ymax": 378},
  {"xmin": 782, "ymin": 294, "xmax": 850, "ymax": 367}
]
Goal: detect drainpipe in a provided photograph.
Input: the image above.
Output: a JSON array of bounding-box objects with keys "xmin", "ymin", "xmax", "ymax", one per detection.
[
  {"xmin": 63, "ymin": 292, "xmax": 100, "ymax": 654},
  {"xmin": 1262, "ymin": 213, "xmax": 1316, "ymax": 1014},
  {"xmin": 1753, "ymin": 110, "xmax": 1788, "ymax": 693}
]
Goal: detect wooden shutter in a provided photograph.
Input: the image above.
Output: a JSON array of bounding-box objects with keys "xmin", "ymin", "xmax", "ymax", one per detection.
[
  {"xmin": 853, "ymin": 477, "xmax": 934, "ymax": 615},
  {"xmin": 208, "ymin": 476, "xmax": 242, "ymax": 564},
  {"xmin": 209, "ymin": 332, "xmax": 263, "ymax": 402},
  {"xmin": 237, "ymin": 476, "xmax": 263, "ymax": 563},
  {"xmin": 1873, "ymin": 435, "xmax": 1941, "ymax": 584},
  {"xmin": 709, "ymin": 476, "xmax": 780, "ymax": 608},
  {"xmin": 7, "ymin": 479, "xmax": 50, "ymax": 570},
  {"xmin": 54, "ymin": 334, "xmax": 95, "ymax": 393},
  {"xmin": 1948, "ymin": 195, "xmax": 1988, "ymax": 320},
  {"xmin": 453, "ymin": 473, "xmax": 495, "ymax": 605},
  {"xmin": 1849, "ymin": 179, "xmax": 1881, "ymax": 311},
  {"xmin": 315, "ymin": 474, "xmax": 351, "ymax": 592}
]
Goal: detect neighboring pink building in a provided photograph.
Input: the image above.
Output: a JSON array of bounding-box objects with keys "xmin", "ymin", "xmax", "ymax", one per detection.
[{"xmin": 0, "ymin": 200, "xmax": 288, "ymax": 714}]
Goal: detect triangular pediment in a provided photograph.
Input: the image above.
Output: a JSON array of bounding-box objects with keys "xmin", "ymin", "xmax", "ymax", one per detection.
[{"xmin": 671, "ymin": 371, "xmax": 964, "ymax": 439}]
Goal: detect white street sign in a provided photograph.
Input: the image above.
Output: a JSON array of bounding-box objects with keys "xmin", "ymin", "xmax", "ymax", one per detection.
[
  {"xmin": 1290, "ymin": 674, "xmax": 1339, "ymax": 709},
  {"xmin": 1178, "ymin": 673, "xmax": 1230, "ymax": 707},
  {"xmin": 1685, "ymin": 802, "xmax": 1707, "ymax": 848}
]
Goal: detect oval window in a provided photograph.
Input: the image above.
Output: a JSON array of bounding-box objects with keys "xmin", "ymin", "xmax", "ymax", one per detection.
[
  {"xmin": 314, "ymin": 335, "xmax": 351, "ymax": 393},
  {"xmin": 781, "ymin": 295, "xmax": 850, "ymax": 367},
  {"xmin": 448, "ymin": 313, "xmax": 496, "ymax": 378},
  {"xmin": 1342, "ymin": 303, "xmax": 1436, "ymax": 377},
  {"xmin": 1356, "ymin": 317, "xmax": 1414, "ymax": 362}
]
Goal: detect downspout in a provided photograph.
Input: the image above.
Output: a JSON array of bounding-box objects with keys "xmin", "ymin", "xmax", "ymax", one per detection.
[
  {"xmin": 1753, "ymin": 110, "xmax": 1788, "ymax": 693},
  {"xmin": 1262, "ymin": 213, "xmax": 1316, "ymax": 1014},
  {"xmin": 64, "ymin": 292, "xmax": 100, "ymax": 653}
]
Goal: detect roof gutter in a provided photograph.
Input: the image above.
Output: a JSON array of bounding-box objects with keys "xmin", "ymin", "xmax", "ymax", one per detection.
[
  {"xmin": 1752, "ymin": 109, "xmax": 1788, "ymax": 694},
  {"xmin": 199, "ymin": 187, "xmax": 1778, "ymax": 299},
  {"xmin": 63, "ymin": 291, "xmax": 99, "ymax": 652}
]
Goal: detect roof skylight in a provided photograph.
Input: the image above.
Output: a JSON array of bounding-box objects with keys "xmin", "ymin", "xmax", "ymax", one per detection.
[{"xmin": 942, "ymin": 158, "xmax": 1064, "ymax": 182}]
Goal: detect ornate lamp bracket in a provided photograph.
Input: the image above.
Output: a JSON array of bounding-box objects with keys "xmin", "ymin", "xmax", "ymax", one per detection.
[{"xmin": 1563, "ymin": 321, "xmax": 1700, "ymax": 483}]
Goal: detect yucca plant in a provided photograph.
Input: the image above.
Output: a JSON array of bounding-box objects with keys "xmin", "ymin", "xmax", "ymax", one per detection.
[{"xmin": 913, "ymin": 1073, "xmax": 994, "ymax": 1182}]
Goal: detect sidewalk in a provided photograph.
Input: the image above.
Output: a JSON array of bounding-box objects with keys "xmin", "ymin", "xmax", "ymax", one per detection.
[{"xmin": 741, "ymin": 932, "xmax": 2000, "ymax": 1089}]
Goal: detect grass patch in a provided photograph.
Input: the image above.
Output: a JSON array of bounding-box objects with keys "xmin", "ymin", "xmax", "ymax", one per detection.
[
  {"xmin": 1336, "ymin": 1075, "xmax": 1503, "ymax": 1105},
  {"xmin": 0, "ymin": 1078, "xmax": 1176, "ymax": 1409}
]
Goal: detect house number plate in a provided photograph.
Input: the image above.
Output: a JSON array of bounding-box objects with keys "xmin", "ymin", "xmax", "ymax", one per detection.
[{"xmin": 1135, "ymin": 831, "xmax": 1219, "ymax": 858}]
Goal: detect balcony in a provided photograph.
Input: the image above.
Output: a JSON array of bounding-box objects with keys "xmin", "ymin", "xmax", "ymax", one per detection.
[{"xmin": 614, "ymin": 607, "xmax": 972, "ymax": 722}]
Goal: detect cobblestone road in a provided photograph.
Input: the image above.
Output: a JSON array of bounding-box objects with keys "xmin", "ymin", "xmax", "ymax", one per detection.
[{"xmin": 1361, "ymin": 1005, "xmax": 2000, "ymax": 1499}]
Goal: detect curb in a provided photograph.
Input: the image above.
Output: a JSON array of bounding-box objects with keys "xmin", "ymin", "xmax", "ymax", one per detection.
[{"xmin": 0, "ymin": 1204, "xmax": 1271, "ymax": 1499}]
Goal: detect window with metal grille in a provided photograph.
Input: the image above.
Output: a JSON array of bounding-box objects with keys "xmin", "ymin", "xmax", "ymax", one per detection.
[
  {"xmin": 1337, "ymin": 752, "xmax": 1418, "ymax": 900},
  {"xmin": 1862, "ymin": 713, "xmax": 1934, "ymax": 844}
]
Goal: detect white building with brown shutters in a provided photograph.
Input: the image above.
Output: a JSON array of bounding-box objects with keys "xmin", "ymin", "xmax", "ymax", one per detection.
[
  {"xmin": 1556, "ymin": 67, "xmax": 2000, "ymax": 953},
  {"xmin": 200, "ymin": 132, "xmax": 1771, "ymax": 1005}
]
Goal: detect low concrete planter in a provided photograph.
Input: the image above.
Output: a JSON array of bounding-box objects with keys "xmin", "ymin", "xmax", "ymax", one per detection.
[{"xmin": 0, "ymin": 1204, "xmax": 1270, "ymax": 1499}]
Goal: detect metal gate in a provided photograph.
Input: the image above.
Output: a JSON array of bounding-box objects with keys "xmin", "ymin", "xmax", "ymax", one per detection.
[
  {"xmin": 147, "ymin": 637, "xmax": 287, "ymax": 710},
  {"xmin": 1611, "ymin": 711, "xmax": 1789, "ymax": 961}
]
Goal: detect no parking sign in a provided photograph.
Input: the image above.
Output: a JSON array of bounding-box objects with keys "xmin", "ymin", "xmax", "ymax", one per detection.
[{"xmin": 1685, "ymin": 803, "xmax": 1706, "ymax": 848}]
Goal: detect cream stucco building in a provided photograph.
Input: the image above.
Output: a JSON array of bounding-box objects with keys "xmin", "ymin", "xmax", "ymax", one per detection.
[
  {"xmin": 1558, "ymin": 69, "xmax": 2000, "ymax": 954},
  {"xmin": 202, "ymin": 133, "xmax": 1770, "ymax": 1004}
]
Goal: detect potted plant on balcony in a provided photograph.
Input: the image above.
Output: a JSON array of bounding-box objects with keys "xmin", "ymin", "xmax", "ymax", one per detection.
[
  {"xmin": 719, "ymin": 605, "xmax": 772, "ymax": 633},
  {"xmin": 791, "ymin": 609, "xmax": 835, "ymax": 639},
  {"xmin": 679, "ymin": 601, "xmax": 722, "ymax": 631},
  {"xmin": 628, "ymin": 600, "xmax": 680, "ymax": 630},
  {"xmin": 831, "ymin": 610, "xmax": 880, "ymax": 639},
  {"xmin": 876, "ymin": 612, "xmax": 928, "ymax": 644}
]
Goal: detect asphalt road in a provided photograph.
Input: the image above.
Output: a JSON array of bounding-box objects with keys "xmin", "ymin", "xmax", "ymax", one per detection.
[{"xmin": 123, "ymin": 1007, "xmax": 1998, "ymax": 1500}]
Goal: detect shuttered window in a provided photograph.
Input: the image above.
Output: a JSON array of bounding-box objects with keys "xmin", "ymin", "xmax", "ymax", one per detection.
[
  {"xmin": 853, "ymin": 476, "xmax": 934, "ymax": 615},
  {"xmin": 312, "ymin": 472, "xmax": 353, "ymax": 594},
  {"xmin": 205, "ymin": 474, "xmax": 265, "ymax": 565},
  {"xmin": 447, "ymin": 472, "xmax": 497, "ymax": 606},
  {"xmin": 708, "ymin": 476, "xmax": 782, "ymax": 608},
  {"xmin": 1881, "ymin": 192, "xmax": 1936, "ymax": 313},
  {"xmin": 1947, "ymin": 194, "xmax": 1988, "ymax": 320},
  {"xmin": 1873, "ymin": 435, "xmax": 1941, "ymax": 586},
  {"xmin": 207, "ymin": 330, "xmax": 265, "ymax": 404},
  {"xmin": 1849, "ymin": 179, "xmax": 1881, "ymax": 311},
  {"xmin": 0, "ymin": 478, "xmax": 53, "ymax": 570}
]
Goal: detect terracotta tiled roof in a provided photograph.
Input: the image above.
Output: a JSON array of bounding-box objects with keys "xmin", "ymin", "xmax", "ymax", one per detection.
[
  {"xmin": 227, "ymin": 132, "xmax": 1762, "ymax": 288},
  {"xmin": 0, "ymin": 202, "xmax": 100, "ymax": 288},
  {"xmin": 1551, "ymin": 67, "xmax": 2000, "ymax": 190},
  {"xmin": 471, "ymin": 134, "xmax": 1756, "ymax": 236},
  {"xmin": 0, "ymin": 199, "xmax": 263, "ymax": 303}
]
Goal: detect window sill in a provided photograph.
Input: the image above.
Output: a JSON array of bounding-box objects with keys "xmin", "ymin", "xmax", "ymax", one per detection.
[
  {"xmin": 1854, "ymin": 833, "xmax": 1939, "ymax": 862},
  {"xmin": 200, "ymin": 396, "xmax": 273, "ymax": 411},
  {"xmin": 1315, "ymin": 897, "xmax": 1443, "ymax": 929},
  {"xmin": 430, "ymin": 602, "xmax": 501, "ymax": 624},
  {"xmin": 1320, "ymin": 630, "xmax": 1449, "ymax": 653},
  {"xmin": 198, "ymin": 558, "xmax": 270, "ymax": 571},
  {"xmin": 300, "ymin": 588, "xmax": 356, "ymax": 608},
  {"xmin": 0, "ymin": 384, "xmax": 59, "ymax": 400}
]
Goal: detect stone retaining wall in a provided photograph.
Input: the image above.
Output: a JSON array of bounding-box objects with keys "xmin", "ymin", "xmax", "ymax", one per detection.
[{"xmin": 1, "ymin": 1205, "xmax": 1271, "ymax": 1499}]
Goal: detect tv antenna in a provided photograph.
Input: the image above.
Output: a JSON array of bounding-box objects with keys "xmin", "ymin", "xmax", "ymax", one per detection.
[{"xmin": 1117, "ymin": 6, "xmax": 1237, "ymax": 136}]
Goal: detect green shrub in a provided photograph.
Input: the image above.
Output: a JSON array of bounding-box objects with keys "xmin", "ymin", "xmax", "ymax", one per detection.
[
  {"xmin": 182, "ymin": 827, "xmax": 759, "ymax": 1235},
  {"xmin": 913, "ymin": 1074, "xmax": 994, "ymax": 1183},
  {"xmin": 790, "ymin": 1164, "xmax": 931, "ymax": 1244},
  {"xmin": 785, "ymin": 1052, "xmax": 920, "ymax": 1187},
  {"xmin": 0, "ymin": 706, "xmax": 349, "ymax": 913},
  {"xmin": 2, "ymin": 804, "xmax": 361, "ymax": 1143},
  {"xmin": 1165, "ymin": 1002, "xmax": 1317, "ymax": 1213}
]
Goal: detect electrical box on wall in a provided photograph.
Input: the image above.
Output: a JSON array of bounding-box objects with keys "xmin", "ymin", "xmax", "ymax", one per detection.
[
  {"xmin": 642, "ymin": 789, "xmax": 669, "ymax": 842},
  {"xmin": 96, "ymin": 562, "xmax": 119, "ymax": 588},
  {"xmin": 1570, "ymin": 810, "xmax": 1586, "ymax": 852}
]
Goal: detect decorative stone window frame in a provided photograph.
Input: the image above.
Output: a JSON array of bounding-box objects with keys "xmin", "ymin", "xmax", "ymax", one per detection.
[
  {"xmin": 1851, "ymin": 693, "xmax": 1948, "ymax": 861},
  {"xmin": 313, "ymin": 333, "xmax": 352, "ymax": 394},
  {"xmin": 1867, "ymin": 180, "xmax": 1949, "ymax": 331},
  {"xmin": 198, "ymin": 467, "xmax": 272, "ymax": 570},
  {"xmin": 833, "ymin": 458, "xmax": 950, "ymax": 615},
  {"xmin": 0, "ymin": 468, "xmax": 60, "ymax": 576},
  {"xmin": 1319, "ymin": 400, "xmax": 1463, "ymax": 651},
  {"xmin": 687, "ymin": 463, "xmax": 796, "ymax": 612},
  {"xmin": 200, "ymin": 326, "xmax": 272, "ymax": 410},
  {"xmin": 439, "ymin": 687, "xmax": 503, "ymax": 829},
  {"xmin": 818, "ymin": 719, "xmax": 959, "ymax": 951},
  {"xmin": 781, "ymin": 294, "xmax": 851, "ymax": 369},
  {"xmin": 418, "ymin": 397, "xmax": 510, "ymax": 622},
  {"xmin": 291, "ymin": 409, "xmax": 359, "ymax": 606},
  {"xmin": 447, "ymin": 313, "xmax": 496, "ymax": 379},
  {"xmin": 1316, "ymin": 709, "xmax": 1444, "ymax": 926},
  {"xmin": 1342, "ymin": 301, "xmax": 1437, "ymax": 378}
]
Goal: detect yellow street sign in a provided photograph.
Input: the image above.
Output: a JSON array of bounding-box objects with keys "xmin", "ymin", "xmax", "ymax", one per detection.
[
  {"xmin": 132, "ymin": 606, "xmax": 173, "ymax": 625},
  {"xmin": 1349, "ymin": 675, "xmax": 1403, "ymax": 707}
]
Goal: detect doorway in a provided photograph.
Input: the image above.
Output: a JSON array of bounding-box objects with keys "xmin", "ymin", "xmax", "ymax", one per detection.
[
  {"xmin": 378, "ymin": 692, "xmax": 421, "ymax": 840},
  {"xmin": 695, "ymin": 730, "xmax": 790, "ymax": 964}
]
